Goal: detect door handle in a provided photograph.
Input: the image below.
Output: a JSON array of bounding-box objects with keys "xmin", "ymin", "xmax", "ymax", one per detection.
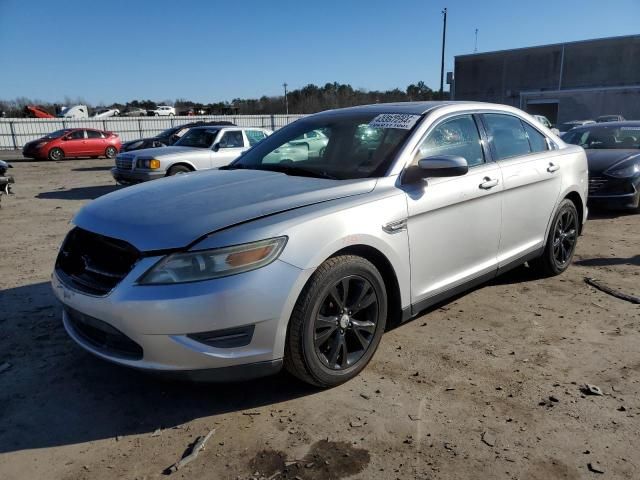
[
  {"xmin": 547, "ymin": 163, "xmax": 560, "ymax": 173},
  {"xmin": 479, "ymin": 177, "xmax": 499, "ymax": 189}
]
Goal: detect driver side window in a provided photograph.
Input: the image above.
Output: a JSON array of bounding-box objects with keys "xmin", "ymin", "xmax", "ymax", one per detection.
[
  {"xmin": 416, "ymin": 115, "xmax": 485, "ymax": 167},
  {"xmin": 69, "ymin": 130, "xmax": 85, "ymax": 140}
]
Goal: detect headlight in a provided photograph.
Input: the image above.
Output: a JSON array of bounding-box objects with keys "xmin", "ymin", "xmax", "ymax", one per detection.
[
  {"xmin": 137, "ymin": 158, "xmax": 160, "ymax": 169},
  {"xmin": 35, "ymin": 141, "xmax": 48, "ymax": 149},
  {"xmin": 605, "ymin": 162, "xmax": 640, "ymax": 178},
  {"xmin": 138, "ymin": 237, "xmax": 287, "ymax": 285}
]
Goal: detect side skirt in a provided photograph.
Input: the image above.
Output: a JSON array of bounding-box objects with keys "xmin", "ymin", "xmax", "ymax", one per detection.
[{"xmin": 400, "ymin": 247, "xmax": 544, "ymax": 324}]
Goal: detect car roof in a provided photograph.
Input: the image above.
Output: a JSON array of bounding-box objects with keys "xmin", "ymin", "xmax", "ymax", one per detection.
[
  {"xmin": 314, "ymin": 101, "xmax": 516, "ymax": 117},
  {"xmin": 188, "ymin": 125, "xmax": 258, "ymax": 131}
]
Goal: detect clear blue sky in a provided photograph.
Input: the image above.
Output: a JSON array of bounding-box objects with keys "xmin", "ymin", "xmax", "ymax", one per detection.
[{"xmin": 1, "ymin": 0, "xmax": 638, "ymax": 104}]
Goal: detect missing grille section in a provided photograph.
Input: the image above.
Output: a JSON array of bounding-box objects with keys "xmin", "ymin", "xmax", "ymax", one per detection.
[{"xmin": 56, "ymin": 227, "xmax": 140, "ymax": 295}]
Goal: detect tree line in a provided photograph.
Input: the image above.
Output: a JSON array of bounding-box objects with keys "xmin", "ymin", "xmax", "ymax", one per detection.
[{"xmin": 0, "ymin": 81, "xmax": 445, "ymax": 117}]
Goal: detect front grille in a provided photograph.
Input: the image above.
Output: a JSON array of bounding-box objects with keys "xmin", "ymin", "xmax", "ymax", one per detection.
[
  {"xmin": 115, "ymin": 155, "xmax": 134, "ymax": 170},
  {"xmin": 588, "ymin": 176, "xmax": 608, "ymax": 194},
  {"xmin": 56, "ymin": 228, "xmax": 140, "ymax": 296},
  {"xmin": 66, "ymin": 307, "xmax": 143, "ymax": 360}
]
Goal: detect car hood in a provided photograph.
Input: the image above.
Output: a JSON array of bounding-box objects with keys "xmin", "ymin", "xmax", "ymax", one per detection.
[
  {"xmin": 120, "ymin": 146, "xmax": 208, "ymax": 158},
  {"xmin": 74, "ymin": 169, "xmax": 377, "ymax": 251},
  {"xmin": 585, "ymin": 149, "xmax": 640, "ymax": 175}
]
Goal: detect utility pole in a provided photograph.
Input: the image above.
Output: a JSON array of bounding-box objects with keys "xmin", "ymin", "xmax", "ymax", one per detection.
[
  {"xmin": 474, "ymin": 28, "xmax": 478, "ymax": 53},
  {"xmin": 283, "ymin": 83, "xmax": 289, "ymax": 115},
  {"xmin": 439, "ymin": 8, "xmax": 447, "ymax": 98}
]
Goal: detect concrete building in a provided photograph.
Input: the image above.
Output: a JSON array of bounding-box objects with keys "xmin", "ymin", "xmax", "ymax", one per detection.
[{"xmin": 454, "ymin": 35, "xmax": 640, "ymax": 124}]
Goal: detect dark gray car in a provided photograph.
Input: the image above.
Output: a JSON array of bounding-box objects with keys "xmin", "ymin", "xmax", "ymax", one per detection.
[{"xmin": 563, "ymin": 121, "xmax": 640, "ymax": 210}]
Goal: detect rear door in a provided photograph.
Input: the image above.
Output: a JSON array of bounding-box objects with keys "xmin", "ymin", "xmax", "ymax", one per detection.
[
  {"xmin": 245, "ymin": 129, "xmax": 268, "ymax": 148},
  {"xmin": 212, "ymin": 130, "xmax": 247, "ymax": 167},
  {"xmin": 480, "ymin": 113, "xmax": 562, "ymax": 265},
  {"xmin": 85, "ymin": 130, "xmax": 106, "ymax": 156}
]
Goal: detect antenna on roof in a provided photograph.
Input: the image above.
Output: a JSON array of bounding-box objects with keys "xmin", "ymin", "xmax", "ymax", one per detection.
[{"xmin": 474, "ymin": 28, "xmax": 479, "ymax": 53}]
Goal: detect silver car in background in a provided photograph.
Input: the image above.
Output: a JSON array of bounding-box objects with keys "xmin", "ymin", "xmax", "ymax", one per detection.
[
  {"xmin": 53, "ymin": 102, "xmax": 588, "ymax": 387},
  {"xmin": 112, "ymin": 126, "xmax": 271, "ymax": 184}
]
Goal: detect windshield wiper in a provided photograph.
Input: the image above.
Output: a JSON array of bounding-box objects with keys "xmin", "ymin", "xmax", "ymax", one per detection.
[
  {"xmin": 256, "ymin": 164, "xmax": 338, "ymax": 180},
  {"xmin": 222, "ymin": 163, "xmax": 338, "ymax": 179}
]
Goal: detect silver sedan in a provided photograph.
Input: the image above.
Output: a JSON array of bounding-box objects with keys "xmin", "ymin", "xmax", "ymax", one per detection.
[{"xmin": 52, "ymin": 101, "xmax": 588, "ymax": 387}]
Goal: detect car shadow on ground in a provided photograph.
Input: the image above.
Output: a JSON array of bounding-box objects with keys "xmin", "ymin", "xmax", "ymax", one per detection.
[
  {"xmin": 0, "ymin": 282, "xmax": 318, "ymax": 454},
  {"xmin": 36, "ymin": 185, "xmax": 120, "ymax": 200},
  {"xmin": 72, "ymin": 166, "xmax": 113, "ymax": 172},
  {"xmin": 574, "ymin": 255, "xmax": 640, "ymax": 267},
  {"xmin": 588, "ymin": 207, "xmax": 638, "ymax": 219}
]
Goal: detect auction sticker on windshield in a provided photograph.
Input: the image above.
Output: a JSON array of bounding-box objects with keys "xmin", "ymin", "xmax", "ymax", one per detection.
[{"xmin": 368, "ymin": 113, "xmax": 421, "ymax": 130}]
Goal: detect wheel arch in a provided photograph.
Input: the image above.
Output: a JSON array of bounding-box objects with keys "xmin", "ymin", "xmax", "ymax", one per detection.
[
  {"xmin": 166, "ymin": 162, "xmax": 196, "ymax": 174},
  {"xmin": 328, "ymin": 244, "xmax": 403, "ymax": 329},
  {"xmin": 563, "ymin": 190, "xmax": 584, "ymax": 234}
]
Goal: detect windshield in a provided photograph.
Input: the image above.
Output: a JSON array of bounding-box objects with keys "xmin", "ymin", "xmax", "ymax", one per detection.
[
  {"xmin": 174, "ymin": 128, "xmax": 218, "ymax": 148},
  {"xmin": 563, "ymin": 126, "xmax": 640, "ymax": 150},
  {"xmin": 559, "ymin": 122, "xmax": 581, "ymax": 131},
  {"xmin": 227, "ymin": 112, "xmax": 420, "ymax": 179},
  {"xmin": 43, "ymin": 129, "xmax": 70, "ymax": 139},
  {"xmin": 157, "ymin": 126, "xmax": 191, "ymax": 140}
]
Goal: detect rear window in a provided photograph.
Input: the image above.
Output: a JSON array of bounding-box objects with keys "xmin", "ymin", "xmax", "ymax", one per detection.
[{"xmin": 246, "ymin": 130, "xmax": 267, "ymax": 146}]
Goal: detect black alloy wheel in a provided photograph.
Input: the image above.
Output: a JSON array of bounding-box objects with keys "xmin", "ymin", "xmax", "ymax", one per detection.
[
  {"xmin": 313, "ymin": 275, "xmax": 379, "ymax": 370},
  {"xmin": 552, "ymin": 208, "xmax": 578, "ymax": 268},
  {"xmin": 529, "ymin": 199, "xmax": 579, "ymax": 276}
]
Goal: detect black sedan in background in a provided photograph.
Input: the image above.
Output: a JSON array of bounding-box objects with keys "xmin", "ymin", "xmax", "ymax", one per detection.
[
  {"xmin": 119, "ymin": 121, "xmax": 235, "ymax": 152},
  {"xmin": 563, "ymin": 122, "xmax": 640, "ymax": 211}
]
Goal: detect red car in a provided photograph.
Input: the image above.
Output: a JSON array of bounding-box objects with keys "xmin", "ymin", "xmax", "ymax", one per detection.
[
  {"xmin": 22, "ymin": 128, "xmax": 121, "ymax": 161},
  {"xmin": 25, "ymin": 105, "xmax": 55, "ymax": 118}
]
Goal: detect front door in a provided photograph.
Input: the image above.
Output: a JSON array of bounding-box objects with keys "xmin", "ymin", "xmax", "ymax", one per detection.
[
  {"xmin": 404, "ymin": 114, "xmax": 503, "ymax": 307},
  {"xmin": 480, "ymin": 113, "xmax": 562, "ymax": 266},
  {"xmin": 63, "ymin": 129, "xmax": 88, "ymax": 156}
]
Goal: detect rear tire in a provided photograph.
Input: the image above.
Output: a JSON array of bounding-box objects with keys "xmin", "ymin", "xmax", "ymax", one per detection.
[
  {"xmin": 529, "ymin": 199, "xmax": 579, "ymax": 276},
  {"xmin": 167, "ymin": 165, "xmax": 191, "ymax": 176},
  {"xmin": 48, "ymin": 147, "xmax": 64, "ymax": 161},
  {"xmin": 105, "ymin": 146, "xmax": 117, "ymax": 159},
  {"xmin": 284, "ymin": 255, "xmax": 387, "ymax": 388}
]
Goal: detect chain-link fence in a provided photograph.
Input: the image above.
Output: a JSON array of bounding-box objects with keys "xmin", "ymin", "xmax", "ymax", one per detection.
[{"xmin": 0, "ymin": 115, "xmax": 306, "ymax": 149}]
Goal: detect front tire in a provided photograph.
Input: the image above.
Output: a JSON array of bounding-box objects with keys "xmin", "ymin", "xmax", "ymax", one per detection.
[
  {"xmin": 285, "ymin": 255, "xmax": 387, "ymax": 387},
  {"xmin": 530, "ymin": 199, "xmax": 579, "ymax": 276},
  {"xmin": 167, "ymin": 164, "xmax": 190, "ymax": 176},
  {"xmin": 48, "ymin": 147, "xmax": 64, "ymax": 161}
]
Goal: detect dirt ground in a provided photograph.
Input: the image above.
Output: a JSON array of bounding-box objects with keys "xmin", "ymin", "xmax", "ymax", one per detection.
[{"xmin": 0, "ymin": 155, "xmax": 638, "ymax": 480}]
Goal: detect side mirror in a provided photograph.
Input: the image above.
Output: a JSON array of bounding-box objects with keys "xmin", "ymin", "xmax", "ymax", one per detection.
[
  {"xmin": 212, "ymin": 143, "xmax": 220, "ymax": 152},
  {"xmin": 403, "ymin": 155, "xmax": 468, "ymax": 183}
]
